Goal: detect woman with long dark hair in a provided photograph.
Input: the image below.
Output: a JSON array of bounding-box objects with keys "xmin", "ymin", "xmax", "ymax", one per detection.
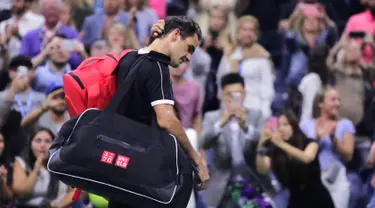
[
  {"xmin": 256, "ymin": 110, "xmax": 334, "ymax": 208},
  {"xmin": 12, "ymin": 127, "xmax": 75, "ymax": 208}
]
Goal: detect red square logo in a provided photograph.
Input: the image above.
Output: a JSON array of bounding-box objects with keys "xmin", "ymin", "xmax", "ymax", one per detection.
[
  {"xmin": 100, "ymin": 151, "xmax": 115, "ymax": 164},
  {"xmin": 115, "ymin": 155, "xmax": 130, "ymax": 169}
]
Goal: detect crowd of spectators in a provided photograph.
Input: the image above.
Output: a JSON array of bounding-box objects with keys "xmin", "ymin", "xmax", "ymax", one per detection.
[{"xmin": 1, "ymin": 0, "xmax": 375, "ymax": 207}]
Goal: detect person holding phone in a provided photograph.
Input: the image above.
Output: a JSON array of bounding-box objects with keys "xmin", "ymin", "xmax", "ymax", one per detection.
[
  {"xmin": 200, "ymin": 73, "xmax": 272, "ymax": 208},
  {"xmin": 0, "ymin": 55, "xmax": 47, "ymax": 129},
  {"xmin": 33, "ymin": 36, "xmax": 87, "ymax": 93}
]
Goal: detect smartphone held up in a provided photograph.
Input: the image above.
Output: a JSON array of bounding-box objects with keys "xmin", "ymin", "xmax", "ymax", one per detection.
[
  {"xmin": 60, "ymin": 39, "xmax": 77, "ymax": 51},
  {"xmin": 231, "ymin": 92, "xmax": 242, "ymax": 106}
]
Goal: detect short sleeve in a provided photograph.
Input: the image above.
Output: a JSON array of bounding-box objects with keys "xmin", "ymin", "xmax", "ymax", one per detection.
[
  {"xmin": 145, "ymin": 61, "xmax": 174, "ymax": 107},
  {"xmin": 15, "ymin": 156, "xmax": 27, "ymax": 170},
  {"xmin": 336, "ymin": 118, "xmax": 356, "ymax": 141},
  {"xmin": 299, "ymin": 119, "xmax": 311, "ymax": 136}
]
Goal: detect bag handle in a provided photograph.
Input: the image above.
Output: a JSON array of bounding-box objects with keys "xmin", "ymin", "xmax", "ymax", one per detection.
[{"xmin": 104, "ymin": 54, "xmax": 147, "ymax": 113}]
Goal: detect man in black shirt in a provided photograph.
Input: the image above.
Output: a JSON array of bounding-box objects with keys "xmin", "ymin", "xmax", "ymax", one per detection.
[{"xmin": 110, "ymin": 16, "xmax": 209, "ymax": 208}]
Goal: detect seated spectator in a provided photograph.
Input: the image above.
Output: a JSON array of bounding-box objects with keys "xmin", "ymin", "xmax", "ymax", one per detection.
[
  {"xmin": 19, "ymin": 0, "xmax": 82, "ymax": 69},
  {"xmin": 170, "ymin": 62, "xmax": 201, "ymax": 133},
  {"xmin": 123, "ymin": 0, "xmax": 158, "ymax": 46},
  {"xmin": 12, "ymin": 127, "xmax": 75, "ymax": 208},
  {"xmin": 33, "ymin": 35, "xmax": 87, "ymax": 93},
  {"xmin": 217, "ymin": 15, "xmax": 274, "ymax": 118},
  {"xmin": 299, "ymin": 44, "xmax": 331, "ymax": 120},
  {"xmin": 82, "ymin": 0, "xmax": 130, "ymax": 48},
  {"xmin": 0, "ymin": 132, "xmax": 12, "ymax": 206},
  {"xmin": 256, "ymin": 110, "xmax": 334, "ymax": 208},
  {"xmin": 21, "ymin": 81, "xmax": 69, "ymax": 134},
  {"xmin": 0, "ymin": 0, "xmax": 44, "ymax": 57},
  {"xmin": 104, "ymin": 22, "xmax": 139, "ymax": 55},
  {"xmin": 300, "ymin": 87, "xmax": 355, "ymax": 208},
  {"xmin": 199, "ymin": 73, "xmax": 272, "ymax": 207},
  {"xmin": 0, "ymin": 55, "xmax": 46, "ymax": 128}
]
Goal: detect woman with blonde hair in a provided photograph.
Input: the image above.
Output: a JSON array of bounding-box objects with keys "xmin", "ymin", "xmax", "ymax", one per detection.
[
  {"xmin": 280, "ymin": 4, "xmax": 337, "ymax": 87},
  {"xmin": 300, "ymin": 87, "xmax": 354, "ymax": 208},
  {"xmin": 104, "ymin": 23, "xmax": 139, "ymax": 55},
  {"xmin": 217, "ymin": 15, "xmax": 274, "ymax": 118}
]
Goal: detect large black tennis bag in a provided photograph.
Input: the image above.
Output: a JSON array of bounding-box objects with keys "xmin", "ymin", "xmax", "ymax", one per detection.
[{"xmin": 47, "ymin": 55, "xmax": 193, "ymax": 205}]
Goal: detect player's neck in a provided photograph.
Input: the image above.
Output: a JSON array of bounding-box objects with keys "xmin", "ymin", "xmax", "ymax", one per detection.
[{"xmin": 145, "ymin": 39, "xmax": 170, "ymax": 58}]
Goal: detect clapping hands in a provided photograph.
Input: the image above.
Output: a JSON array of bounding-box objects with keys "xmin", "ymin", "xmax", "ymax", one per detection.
[{"xmin": 315, "ymin": 119, "xmax": 336, "ymax": 140}]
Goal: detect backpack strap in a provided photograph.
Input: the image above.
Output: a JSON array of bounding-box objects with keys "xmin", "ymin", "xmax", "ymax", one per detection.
[{"xmin": 104, "ymin": 54, "xmax": 148, "ymax": 113}]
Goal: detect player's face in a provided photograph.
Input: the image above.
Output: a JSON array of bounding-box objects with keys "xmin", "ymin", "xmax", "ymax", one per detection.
[{"xmin": 169, "ymin": 31, "xmax": 199, "ymax": 68}]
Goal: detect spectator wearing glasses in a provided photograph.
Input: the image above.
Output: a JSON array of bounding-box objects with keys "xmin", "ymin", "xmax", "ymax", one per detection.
[{"xmin": 20, "ymin": 81, "xmax": 69, "ymax": 135}]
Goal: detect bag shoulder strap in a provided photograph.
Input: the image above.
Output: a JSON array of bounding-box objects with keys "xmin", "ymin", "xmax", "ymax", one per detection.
[{"xmin": 104, "ymin": 53, "xmax": 148, "ymax": 112}]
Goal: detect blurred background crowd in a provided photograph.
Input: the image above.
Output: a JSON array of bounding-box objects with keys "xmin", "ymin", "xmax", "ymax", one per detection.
[{"xmin": 2, "ymin": 0, "xmax": 375, "ymax": 207}]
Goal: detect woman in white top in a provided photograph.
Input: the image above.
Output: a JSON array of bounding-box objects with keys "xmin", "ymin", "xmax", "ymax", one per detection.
[
  {"xmin": 217, "ymin": 15, "xmax": 274, "ymax": 118},
  {"xmin": 12, "ymin": 127, "xmax": 75, "ymax": 208},
  {"xmin": 298, "ymin": 44, "xmax": 331, "ymax": 120}
]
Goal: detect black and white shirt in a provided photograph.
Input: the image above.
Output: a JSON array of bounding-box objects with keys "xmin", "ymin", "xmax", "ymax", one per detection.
[{"xmin": 116, "ymin": 48, "xmax": 174, "ymax": 126}]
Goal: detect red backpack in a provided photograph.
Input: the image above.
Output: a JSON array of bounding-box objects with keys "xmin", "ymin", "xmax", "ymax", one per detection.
[
  {"xmin": 62, "ymin": 49, "xmax": 132, "ymax": 200},
  {"xmin": 63, "ymin": 49, "xmax": 132, "ymax": 118}
]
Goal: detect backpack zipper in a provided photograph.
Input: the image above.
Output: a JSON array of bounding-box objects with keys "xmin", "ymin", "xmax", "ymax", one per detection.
[
  {"xmin": 96, "ymin": 134, "xmax": 146, "ymax": 152},
  {"xmin": 68, "ymin": 73, "xmax": 85, "ymax": 89}
]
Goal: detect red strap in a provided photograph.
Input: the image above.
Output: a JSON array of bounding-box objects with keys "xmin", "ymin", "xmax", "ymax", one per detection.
[{"xmin": 72, "ymin": 189, "xmax": 81, "ymax": 201}]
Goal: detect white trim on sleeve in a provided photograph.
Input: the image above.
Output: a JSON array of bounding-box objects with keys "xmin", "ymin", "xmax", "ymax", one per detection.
[{"xmin": 151, "ymin": 99, "xmax": 175, "ymax": 107}]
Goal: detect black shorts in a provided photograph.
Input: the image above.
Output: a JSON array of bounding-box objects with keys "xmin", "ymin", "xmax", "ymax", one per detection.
[{"xmin": 108, "ymin": 173, "xmax": 193, "ymax": 208}]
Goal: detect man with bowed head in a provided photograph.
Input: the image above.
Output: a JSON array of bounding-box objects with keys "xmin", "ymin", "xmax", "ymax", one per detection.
[{"xmin": 110, "ymin": 16, "xmax": 209, "ymax": 207}]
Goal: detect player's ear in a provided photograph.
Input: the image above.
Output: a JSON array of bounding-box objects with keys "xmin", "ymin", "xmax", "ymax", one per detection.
[{"xmin": 171, "ymin": 29, "xmax": 181, "ymax": 42}]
